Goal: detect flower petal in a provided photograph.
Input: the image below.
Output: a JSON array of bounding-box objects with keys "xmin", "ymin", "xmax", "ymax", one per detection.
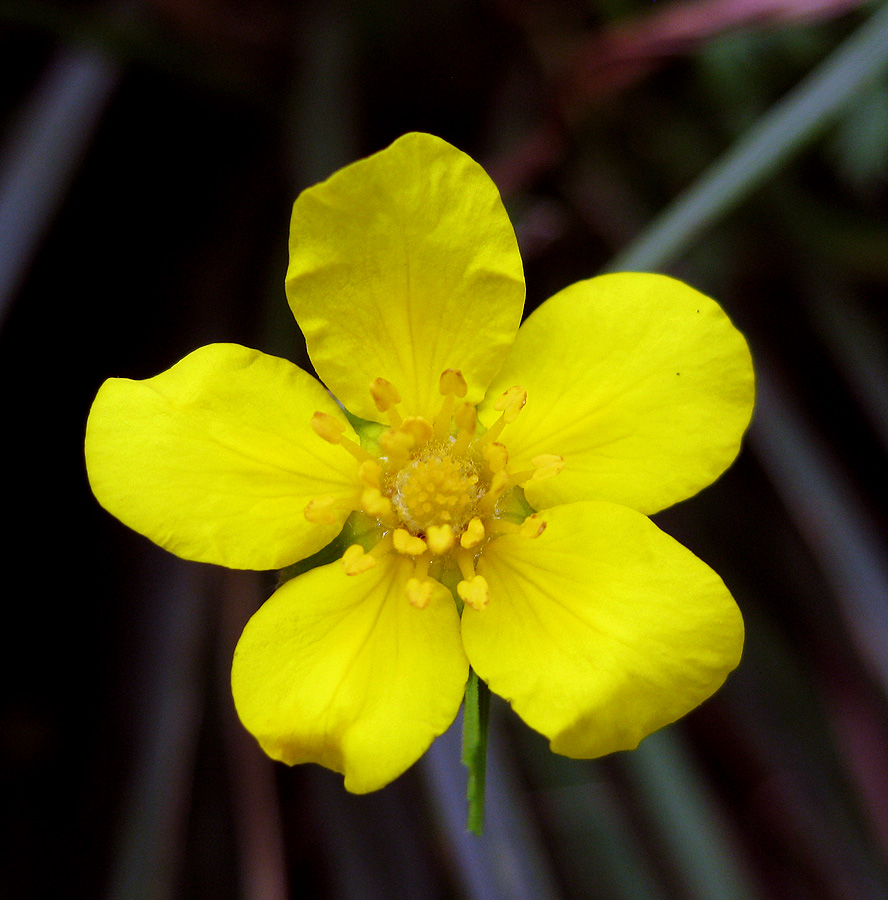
[
  {"xmin": 462, "ymin": 501, "xmax": 743, "ymax": 758},
  {"xmin": 286, "ymin": 132, "xmax": 525, "ymax": 422},
  {"xmin": 231, "ymin": 553, "xmax": 468, "ymax": 792},
  {"xmin": 85, "ymin": 343, "xmax": 359, "ymax": 569},
  {"xmin": 480, "ymin": 273, "xmax": 754, "ymax": 515}
]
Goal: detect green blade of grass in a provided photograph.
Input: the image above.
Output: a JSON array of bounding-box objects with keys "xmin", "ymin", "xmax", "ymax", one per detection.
[{"xmin": 607, "ymin": 2, "xmax": 888, "ymax": 273}]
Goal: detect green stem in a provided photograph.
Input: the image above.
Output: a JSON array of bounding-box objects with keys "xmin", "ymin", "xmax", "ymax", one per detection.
[{"xmin": 461, "ymin": 668, "xmax": 491, "ymax": 835}]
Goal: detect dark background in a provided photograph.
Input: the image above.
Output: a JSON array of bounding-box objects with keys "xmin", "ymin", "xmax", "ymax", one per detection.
[{"xmin": 3, "ymin": 1, "xmax": 888, "ymax": 898}]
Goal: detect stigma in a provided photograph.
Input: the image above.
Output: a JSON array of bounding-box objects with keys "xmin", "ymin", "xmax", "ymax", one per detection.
[{"xmin": 306, "ymin": 369, "xmax": 562, "ymax": 610}]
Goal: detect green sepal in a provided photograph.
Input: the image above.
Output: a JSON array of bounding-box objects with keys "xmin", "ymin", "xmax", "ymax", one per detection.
[
  {"xmin": 498, "ymin": 484, "xmax": 535, "ymax": 522},
  {"xmin": 276, "ymin": 510, "xmax": 381, "ymax": 587},
  {"xmin": 343, "ymin": 409, "xmax": 386, "ymax": 453}
]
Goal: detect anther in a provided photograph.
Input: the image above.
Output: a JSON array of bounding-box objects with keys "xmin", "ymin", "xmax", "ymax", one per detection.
[
  {"xmin": 460, "ymin": 517, "xmax": 485, "ymax": 549},
  {"xmin": 439, "ymin": 369, "xmax": 468, "ymax": 398},
  {"xmin": 507, "ymin": 454, "xmax": 566, "ymax": 488},
  {"xmin": 370, "ymin": 378, "xmax": 403, "ymax": 427},
  {"xmin": 342, "ymin": 544, "xmax": 376, "ymax": 575},
  {"xmin": 426, "ymin": 523, "xmax": 455, "ymax": 555},
  {"xmin": 342, "ymin": 533, "xmax": 394, "ymax": 575},
  {"xmin": 485, "ymin": 515, "xmax": 548, "ymax": 539},
  {"xmin": 310, "ymin": 411, "xmax": 372, "ymax": 462},
  {"xmin": 404, "ymin": 555, "xmax": 435, "ymax": 608},
  {"xmin": 531, "ymin": 454, "xmax": 565, "ymax": 480},
  {"xmin": 482, "ymin": 442, "xmax": 508, "ymax": 473},
  {"xmin": 359, "ymin": 459, "xmax": 382, "ymax": 489},
  {"xmin": 478, "ymin": 386, "xmax": 527, "ymax": 446},
  {"xmin": 379, "ymin": 428, "xmax": 414, "ymax": 462},
  {"xmin": 393, "ymin": 528, "xmax": 428, "ymax": 556},
  {"xmin": 520, "ymin": 514, "xmax": 547, "ymax": 538},
  {"xmin": 361, "ymin": 487, "xmax": 395, "ymax": 521},
  {"xmin": 399, "ymin": 416, "xmax": 434, "ymax": 449},
  {"xmin": 407, "ymin": 577, "xmax": 435, "ymax": 609},
  {"xmin": 311, "ymin": 411, "xmax": 345, "ymax": 443},
  {"xmin": 458, "ymin": 575, "xmax": 489, "ymax": 611},
  {"xmin": 495, "ymin": 386, "xmax": 527, "ymax": 422}
]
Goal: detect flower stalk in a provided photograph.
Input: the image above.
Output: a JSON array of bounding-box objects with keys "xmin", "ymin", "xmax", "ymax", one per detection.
[{"xmin": 462, "ymin": 669, "xmax": 491, "ymax": 835}]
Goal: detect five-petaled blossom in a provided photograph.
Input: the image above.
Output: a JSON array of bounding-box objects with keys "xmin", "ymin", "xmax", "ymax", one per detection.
[{"xmin": 86, "ymin": 132, "xmax": 754, "ymax": 793}]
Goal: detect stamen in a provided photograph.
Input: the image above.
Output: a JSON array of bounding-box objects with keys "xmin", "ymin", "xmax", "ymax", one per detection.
[
  {"xmin": 434, "ymin": 369, "xmax": 468, "ymax": 439},
  {"xmin": 455, "ymin": 547, "xmax": 478, "ymax": 583},
  {"xmin": 340, "ymin": 533, "xmax": 395, "ymax": 575},
  {"xmin": 393, "ymin": 528, "xmax": 428, "ymax": 556},
  {"xmin": 406, "ymin": 578, "xmax": 434, "ymax": 609},
  {"xmin": 342, "ymin": 544, "xmax": 376, "ymax": 575},
  {"xmin": 476, "ymin": 386, "xmax": 526, "ymax": 446},
  {"xmin": 358, "ymin": 462, "xmax": 397, "ymax": 524},
  {"xmin": 310, "ymin": 412, "xmax": 372, "ymax": 462},
  {"xmin": 360, "ymin": 487, "xmax": 395, "ymax": 522},
  {"xmin": 400, "ymin": 416, "xmax": 434, "ymax": 449},
  {"xmin": 405, "ymin": 555, "xmax": 436, "ymax": 608},
  {"xmin": 495, "ymin": 386, "xmax": 527, "ymax": 422},
  {"xmin": 311, "ymin": 411, "xmax": 345, "ymax": 443},
  {"xmin": 439, "ymin": 368, "xmax": 468, "ymax": 398},
  {"xmin": 481, "ymin": 441, "xmax": 508, "ymax": 473},
  {"xmin": 476, "ymin": 470, "xmax": 509, "ymax": 517},
  {"xmin": 358, "ymin": 459, "xmax": 382, "ymax": 489},
  {"xmin": 485, "ymin": 515, "xmax": 547, "ymax": 539},
  {"xmin": 379, "ymin": 428, "xmax": 413, "ymax": 462},
  {"xmin": 485, "ymin": 518, "xmax": 520, "ymax": 536},
  {"xmin": 304, "ymin": 495, "xmax": 354, "ymax": 524},
  {"xmin": 460, "ymin": 516, "xmax": 486, "ymax": 549},
  {"xmin": 426, "ymin": 523, "xmax": 455, "ymax": 555},
  {"xmin": 342, "ymin": 375, "xmax": 548, "ymax": 609},
  {"xmin": 500, "ymin": 454, "xmax": 566, "ymax": 491},
  {"xmin": 531, "ymin": 454, "xmax": 565, "ymax": 480},
  {"xmin": 451, "ymin": 403, "xmax": 477, "ymax": 456},
  {"xmin": 520, "ymin": 514, "xmax": 547, "ymax": 538},
  {"xmin": 370, "ymin": 378, "xmax": 403, "ymax": 427},
  {"xmin": 413, "ymin": 554, "xmax": 431, "ymax": 580},
  {"xmin": 458, "ymin": 575, "xmax": 489, "ymax": 611}
]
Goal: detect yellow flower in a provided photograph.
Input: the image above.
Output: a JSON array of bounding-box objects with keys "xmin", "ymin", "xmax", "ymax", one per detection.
[{"xmin": 85, "ymin": 132, "xmax": 754, "ymax": 794}]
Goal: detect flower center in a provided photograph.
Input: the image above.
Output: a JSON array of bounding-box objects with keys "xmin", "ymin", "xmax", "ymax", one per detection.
[
  {"xmin": 306, "ymin": 368, "xmax": 563, "ymax": 611},
  {"xmin": 390, "ymin": 446, "xmax": 481, "ymax": 533}
]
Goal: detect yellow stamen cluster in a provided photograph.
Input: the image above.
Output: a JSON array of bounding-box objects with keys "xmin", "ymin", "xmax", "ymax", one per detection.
[{"xmin": 306, "ymin": 369, "xmax": 564, "ymax": 611}]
